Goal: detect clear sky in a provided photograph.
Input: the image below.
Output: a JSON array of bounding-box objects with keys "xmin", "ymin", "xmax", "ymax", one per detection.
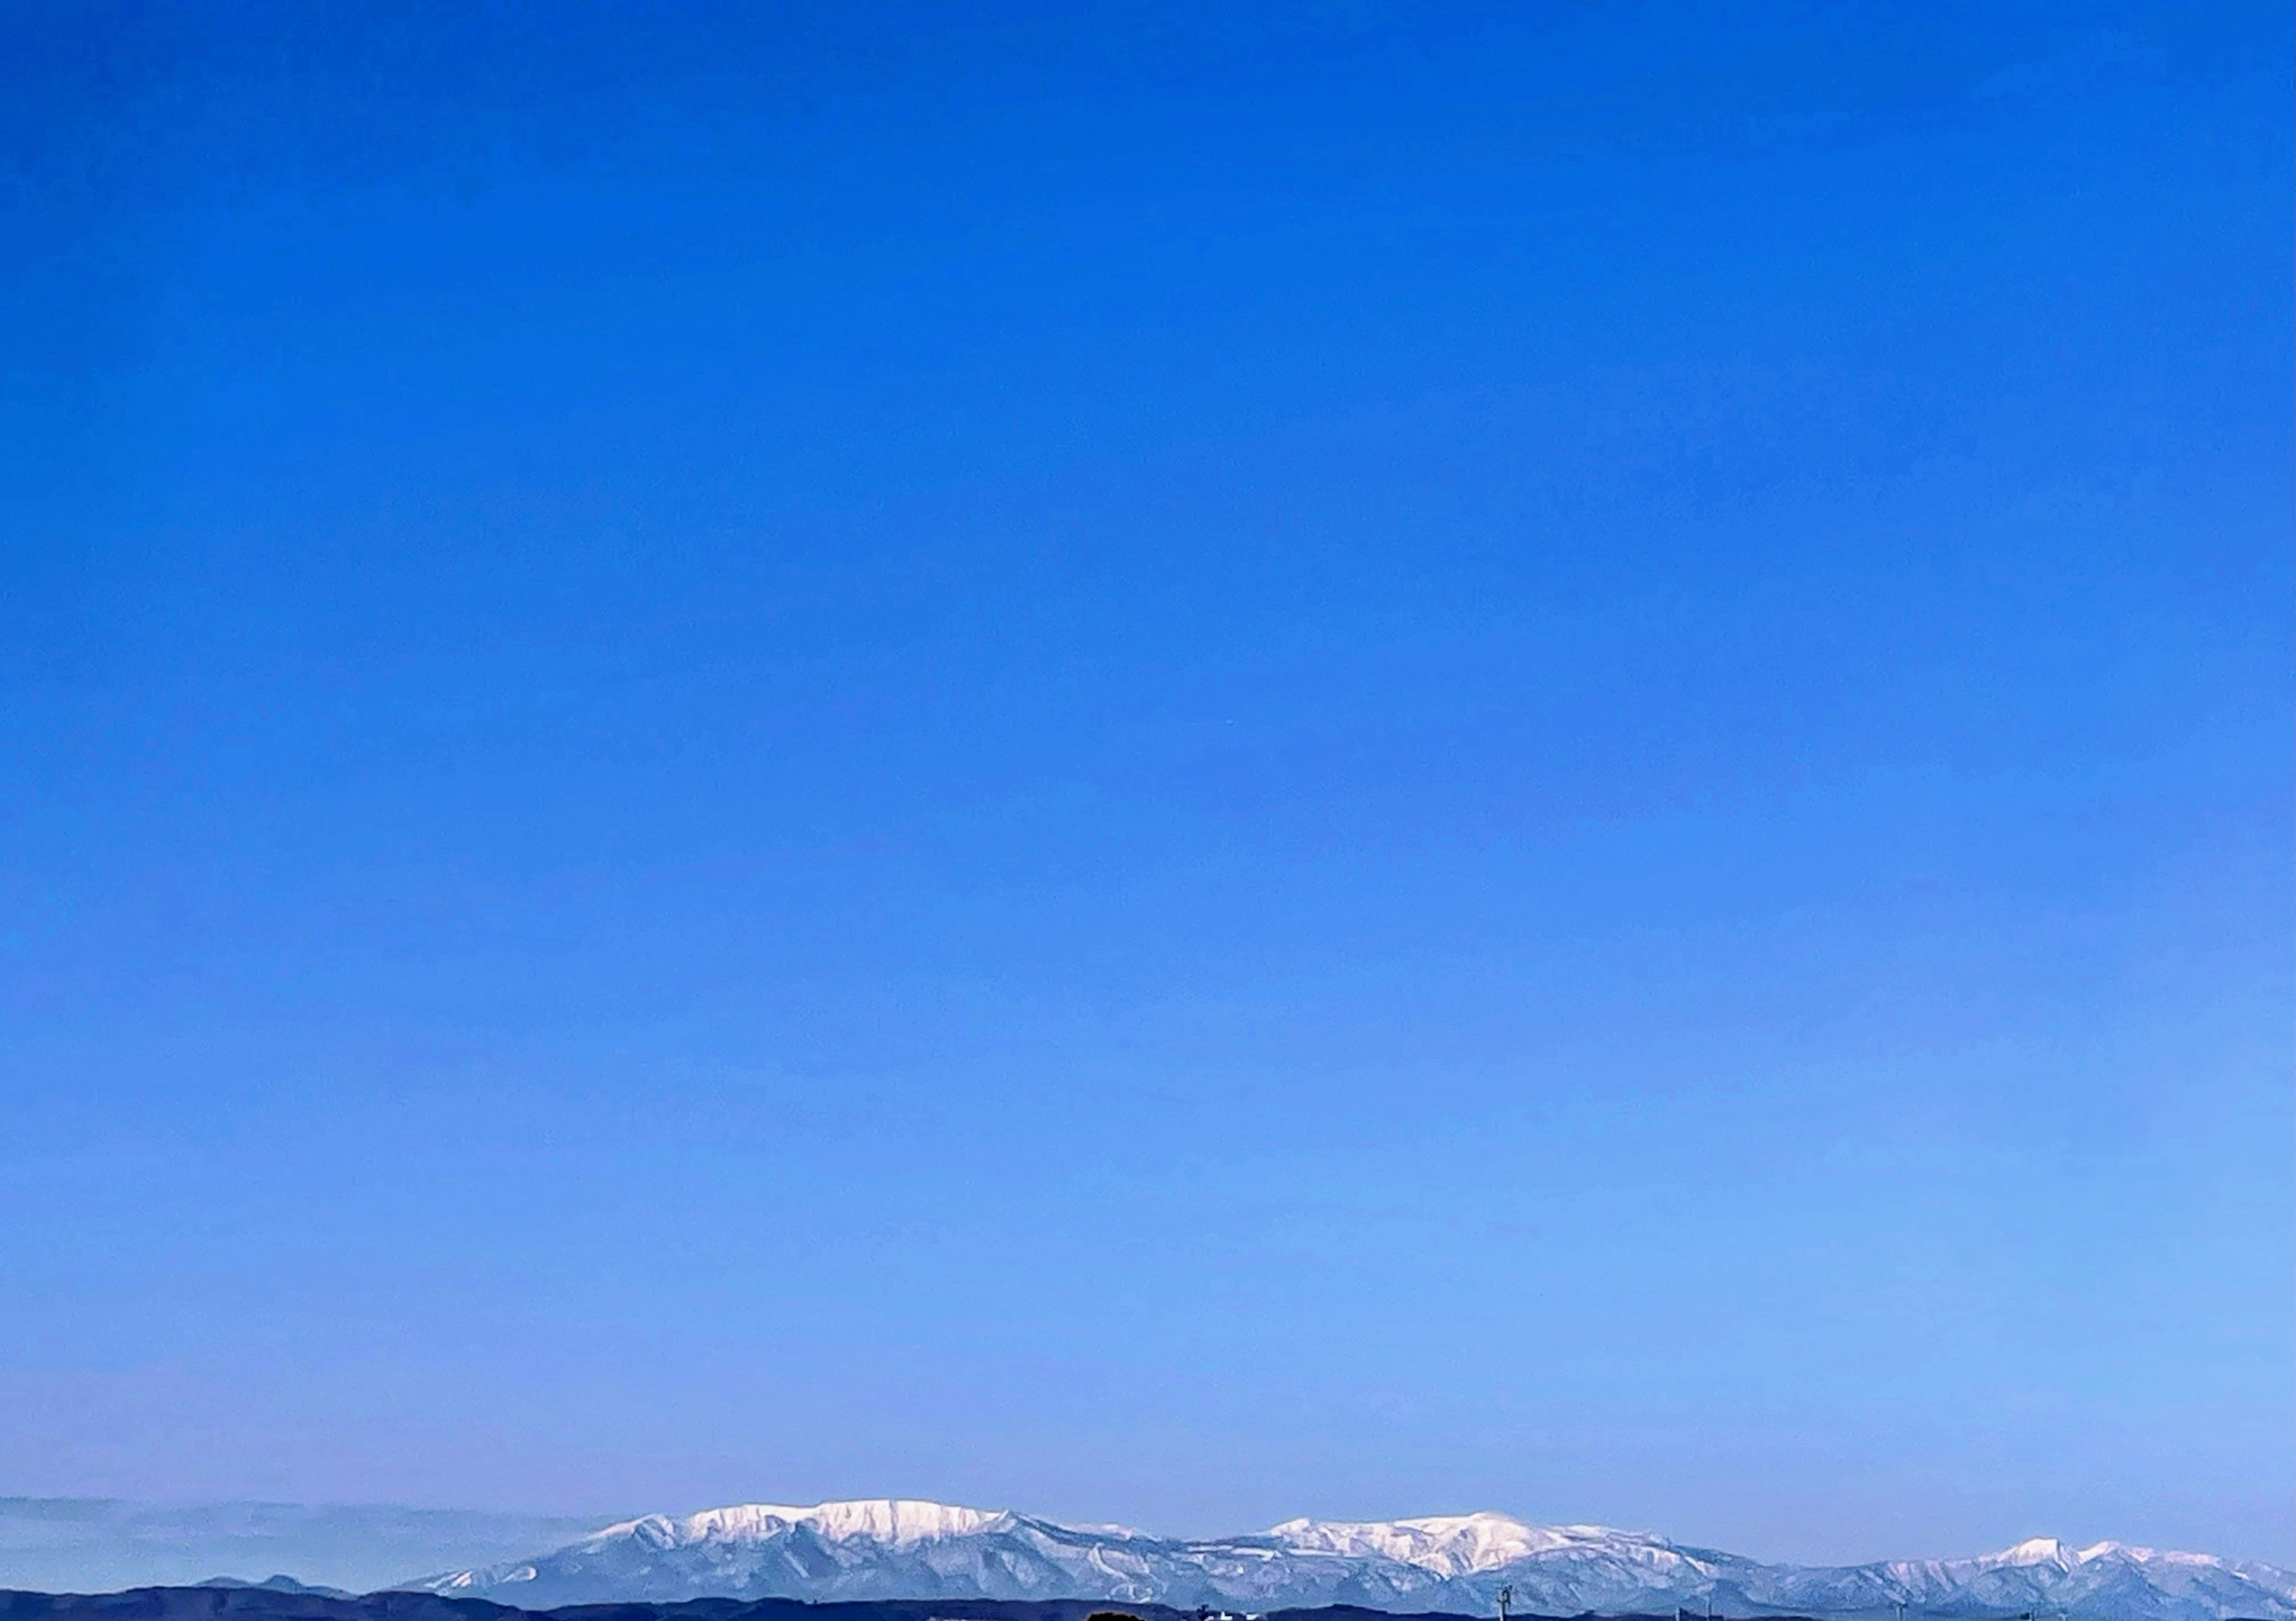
[{"xmin": 2, "ymin": 0, "xmax": 2289, "ymax": 1570}]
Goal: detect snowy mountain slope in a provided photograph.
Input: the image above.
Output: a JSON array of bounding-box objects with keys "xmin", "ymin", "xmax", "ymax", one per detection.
[
  {"xmin": 1755, "ymin": 1540, "xmax": 2296, "ymax": 1621},
  {"xmin": 413, "ymin": 1501, "xmax": 2295, "ymax": 1621}
]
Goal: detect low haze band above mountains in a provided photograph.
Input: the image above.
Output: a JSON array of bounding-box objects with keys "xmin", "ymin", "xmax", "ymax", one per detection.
[{"xmin": 407, "ymin": 1500, "xmax": 2292, "ymax": 1621}]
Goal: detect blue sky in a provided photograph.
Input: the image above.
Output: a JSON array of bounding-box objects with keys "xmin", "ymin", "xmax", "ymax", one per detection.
[{"xmin": 2, "ymin": 0, "xmax": 2289, "ymax": 1568}]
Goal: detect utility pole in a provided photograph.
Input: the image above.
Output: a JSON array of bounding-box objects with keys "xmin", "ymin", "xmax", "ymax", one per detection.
[{"xmin": 1497, "ymin": 1585, "xmax": 1514, "ymax": 1621}]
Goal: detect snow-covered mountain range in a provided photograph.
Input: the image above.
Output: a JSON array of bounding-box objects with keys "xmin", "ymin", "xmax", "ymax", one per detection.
[{"xmin": 415, "ymin": 1500, "xmax": 2294, "ymax": 1621}]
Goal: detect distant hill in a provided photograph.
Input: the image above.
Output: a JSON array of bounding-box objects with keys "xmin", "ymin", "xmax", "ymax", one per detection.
[{"xmin": 0, "ymin": 1503, "xmax": 621, "ymax": 1598}]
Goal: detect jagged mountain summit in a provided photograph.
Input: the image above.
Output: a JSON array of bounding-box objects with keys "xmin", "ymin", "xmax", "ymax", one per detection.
[{"xmin": 413, "ymin": 1500, "xmax": 2295, "ymax": 1621}]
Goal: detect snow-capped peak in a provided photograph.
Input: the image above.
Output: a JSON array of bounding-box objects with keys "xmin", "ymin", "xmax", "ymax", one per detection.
[
  {"xmin": 1269, "ymin": 1514, "xmax": 1656, "ymax": 1576},
  {"xmin": 1978, "ymin": 1538, "xmax": 2224, "ymax": 1573},
  {"xmin": 590, "ymin": 1500, "xmax": 1013, "ymax": 1550}
]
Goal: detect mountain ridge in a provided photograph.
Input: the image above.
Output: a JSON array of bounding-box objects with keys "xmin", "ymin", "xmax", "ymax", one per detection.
[{"xmin": 413, "ymin": 1500, "xmax": 2294, "ymax": 1621}]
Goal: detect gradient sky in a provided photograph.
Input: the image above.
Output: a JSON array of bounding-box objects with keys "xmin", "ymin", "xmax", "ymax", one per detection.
[{"xmin": 2, "ymin": 0, "xmax": 2290, "ymax": 1570}]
